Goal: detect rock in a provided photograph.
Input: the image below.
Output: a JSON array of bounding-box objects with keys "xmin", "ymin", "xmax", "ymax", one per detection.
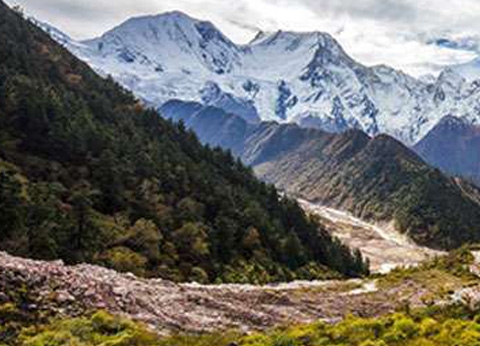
[
  {"xmin": 95, "ymin": 301, "xmax": 106, "ymax": 309},
  {"xmin": 112, "ymin": 286, "xmax": 126, "ymax": 296},
  {"xmin": 55, "ymin": 291, "xmax": 75, "ymax": 303},
  {"xmin": 84, "ymin": 288, "xmax": 97, "ymax": 297}
]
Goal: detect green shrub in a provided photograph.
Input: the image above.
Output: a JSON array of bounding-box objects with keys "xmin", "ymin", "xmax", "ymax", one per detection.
[
  {"xmin": 8, "ymin": 305, "xmax": 480, "ymax": 346},
  {"xmin": 19, "ymin": 311, "xmax": 159, "ymax": 346}
]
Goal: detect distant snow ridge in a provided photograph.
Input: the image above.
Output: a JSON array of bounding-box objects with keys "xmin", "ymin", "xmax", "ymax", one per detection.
[
  {"xmin": 28, "ymin": 17, "xmax": 88, "ymax": 54},
  {"xmin": 34, "ymin": 11, "xmax": 480, "ymax": 144}
]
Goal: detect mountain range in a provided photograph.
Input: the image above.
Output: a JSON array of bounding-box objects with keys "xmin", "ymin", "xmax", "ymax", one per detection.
[
  {"xmin": 33, "ymin": 12, "xmax": 480, "ymax": 145},
  {"xmin": 161, "ymin": 99, "xmax": 480, "ymax": 249},
  {"xmin": 12, "ymin": 2, "xmax": 480, "ymax": 247}
]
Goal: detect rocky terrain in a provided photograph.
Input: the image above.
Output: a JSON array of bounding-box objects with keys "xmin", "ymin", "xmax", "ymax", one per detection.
[{"xmin": 2, "ymin": 251, "xmax": 480, "ymax": 336}]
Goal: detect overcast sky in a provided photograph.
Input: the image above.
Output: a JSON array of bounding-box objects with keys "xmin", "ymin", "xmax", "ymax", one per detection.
[{"xmin": 5, "ymin": 0, "xmax": 480, "ymax": 76}]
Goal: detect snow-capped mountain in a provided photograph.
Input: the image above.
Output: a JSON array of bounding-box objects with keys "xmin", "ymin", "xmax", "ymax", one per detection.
[{"xmin": 35, "ymin": 11, "xmax": 480, "ymax": 144}]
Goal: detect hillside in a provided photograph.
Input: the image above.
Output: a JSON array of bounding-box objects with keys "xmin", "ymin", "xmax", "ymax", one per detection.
[
  {"xmin": 0, "ymin": 1, "xmax": 368, "ymax": 283},
  {"xmin": 162, "ymin": 100, "xmax": 480, "ymax": 250},
  {"xmin": 415, "ymin": 116, "xmax": 480, "ymax": 186}
]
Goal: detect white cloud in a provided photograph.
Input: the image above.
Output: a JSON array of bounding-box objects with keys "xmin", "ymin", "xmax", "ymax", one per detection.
[{"xmin": 5, "ymin": 0, "xmax": 480, "ymax": 76}]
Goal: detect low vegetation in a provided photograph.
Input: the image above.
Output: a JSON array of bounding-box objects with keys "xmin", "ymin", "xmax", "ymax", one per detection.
[
  {"xmin": 238, "ymin": 306, "xmax": 480, "ymax": 346},
  {"xmin": 2, "ymin": 305, "xmax": 480, "ymax": 346}
]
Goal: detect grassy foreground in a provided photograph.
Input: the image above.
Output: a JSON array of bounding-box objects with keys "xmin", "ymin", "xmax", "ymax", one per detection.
[{"xmin": 2, "ymin": 306, "xmax": 480, "ymax": 346}]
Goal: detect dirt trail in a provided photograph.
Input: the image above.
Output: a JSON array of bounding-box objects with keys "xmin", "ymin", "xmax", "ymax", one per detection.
[{"xmin": 298, "ymin": 198, "xmax": 444, "ymax": 273}]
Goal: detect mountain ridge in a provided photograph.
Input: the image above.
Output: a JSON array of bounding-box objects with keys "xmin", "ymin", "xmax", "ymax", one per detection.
[
  {"xmin": 161, "ymin": 99, "xmax": 480, "ymax": 249},
  {"xmin": 415, "ymin": 115, "xmax": 480, "ymax": 186}
]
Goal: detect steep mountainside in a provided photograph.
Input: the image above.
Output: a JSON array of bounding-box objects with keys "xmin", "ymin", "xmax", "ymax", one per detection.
[
  {"xmin": 0, "ymin": 1, "xmax": 368, "ymax": 283},
  {"xmin": 415, "ymin": 116, "xmax": 480, "ymax": 186},
  {"xmin": 35, "ymin": 12, "xmax": 480, "ymax": 145},
  {"xmin": 162, "ymin": 100, "xmax": 480, "ymax": 249}
]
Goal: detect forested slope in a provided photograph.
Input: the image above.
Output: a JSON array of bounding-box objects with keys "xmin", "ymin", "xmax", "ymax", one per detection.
[{"xmin": 0, "ymin": 1, "xmax": 368, "ymax": 283}]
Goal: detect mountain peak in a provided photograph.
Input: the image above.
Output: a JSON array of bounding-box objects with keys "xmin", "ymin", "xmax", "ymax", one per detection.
[
  {"xmin": 249, "ymin": 30, "xmax": 268, "ymax": 44},
  {"xmin": 438, "ymin": 67, "xmax": 464, "ymax": 80},
  {"xmin": 120, "ymin": 10, "xmax": 199, "ymax": 28},
  {"xmin": 249, "ymin": 29, "xmax": 349, "ymax": 68},
  {"xmin": 82, "ymin": 10, "xmax": 239, "ymax": 75},
  {"xmin": 415, "ymin": 114, "xmax": 480, "ymax": 187},
  {"xmin": 159, "ymin": 10, "xmax": 195, "ymax": 20},
  {"xmin": 432, "ymin": 67, "xmax": 466, "ymax": 102},
  {"xmin": 95, "ymin": 10, "xmax": 231, "ymax": 46},
  {"xmin": 436, "ymin": 67, "xmax": 466, "ymax": 88},
  {"xmin": 250, "ymin": 29, "xmax": 337, "ymax": 48}
]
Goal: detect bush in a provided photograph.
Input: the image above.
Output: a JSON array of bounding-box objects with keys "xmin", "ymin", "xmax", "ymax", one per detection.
[
  {"xmin": 19, "ymin": 311, "xmax": 159, "ymax": 346},
  {"xmin": 98, "ymin": 247, "xmax": 147, "ymax": 276}
]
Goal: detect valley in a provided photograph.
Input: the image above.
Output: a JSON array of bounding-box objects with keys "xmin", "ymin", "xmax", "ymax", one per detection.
[
  {"xmin": 3, "ymin": 1, "xmax": 480, "ymax": 345},
  {"xmin": 298, "ymin": 198, "xmax": 444, "ymax": 273}
]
